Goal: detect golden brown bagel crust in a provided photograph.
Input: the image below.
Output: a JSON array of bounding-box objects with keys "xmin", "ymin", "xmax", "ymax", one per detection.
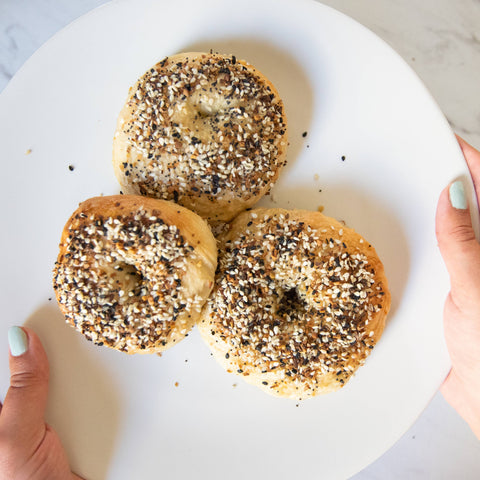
[
  {"xmin": 113, "ymin": 52, "xmax": 288, "ymax": 222},
  {"xmin": 198, "ymin": 208, "xmax": 391, "ymax": 399},
  {"xmin": 53, "ymin": 195, "xmax": 217, "ymax": 354}
]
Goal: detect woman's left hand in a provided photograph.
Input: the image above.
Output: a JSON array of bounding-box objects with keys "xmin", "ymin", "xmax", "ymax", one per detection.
[{"xmin": 0, "ymin": 326, "xmax": 84, "ymax": 480}]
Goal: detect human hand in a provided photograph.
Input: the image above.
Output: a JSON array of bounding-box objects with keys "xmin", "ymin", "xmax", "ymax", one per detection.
[
  {"xmin": 436, "ymin": 136, "xmax": 480, "ymax": 439},
  {"xmin": 0, "ymin": 326, "xmax": 84, "ymax": 480}
]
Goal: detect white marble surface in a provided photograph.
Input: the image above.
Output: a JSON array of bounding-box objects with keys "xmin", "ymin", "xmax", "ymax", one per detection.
[{"xmin": 1, "ymin": 0, "xmax": 479, "ymax": 479}]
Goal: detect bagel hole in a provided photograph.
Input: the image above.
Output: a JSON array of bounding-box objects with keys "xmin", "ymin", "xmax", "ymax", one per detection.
[
  {"xmin": 277, "ymin": 287, "xmax": 307, "ymax": 319},
  {"xmin": 196, "ymin": 100, "xmax": 227, "ymax": 117},
  {"xmin": 196, "ymin": 101, "xmax": 218, "ymax": 117},
  {"xmin": 190, "ymin": 90, "xmax": 235, "ymax": 117},
  {"xmin": 107, "ymin": 261, "xmax": 145, "ymax": 300}
]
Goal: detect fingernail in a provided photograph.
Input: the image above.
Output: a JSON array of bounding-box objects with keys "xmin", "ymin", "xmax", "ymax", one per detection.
[
  {"xmin": 8, "ymin": 327, "xmax": 28, "ymax": 357},
  {"xmin": 449, "ymin": 180, "xmax": 468, "ymax": 210}
]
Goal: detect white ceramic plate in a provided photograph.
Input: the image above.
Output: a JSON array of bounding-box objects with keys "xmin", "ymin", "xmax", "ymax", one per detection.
[{"xmin": 0, "ymin": 0, "xmax": 474, "ymax": 478}]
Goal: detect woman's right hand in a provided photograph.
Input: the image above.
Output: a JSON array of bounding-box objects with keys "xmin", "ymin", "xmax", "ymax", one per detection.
[{"xmin": 435, "ymin": 135, "xmax": 480, "ymax": 439}]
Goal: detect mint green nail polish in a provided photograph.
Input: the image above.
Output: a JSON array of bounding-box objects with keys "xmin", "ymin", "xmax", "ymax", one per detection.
[
  {"xmin": 449, "ymin": 180, "xmax": 468, "ymax": 210},
  {"xmin": 8, "ymin": 326, "xmax": 28, "ymax": 357}
]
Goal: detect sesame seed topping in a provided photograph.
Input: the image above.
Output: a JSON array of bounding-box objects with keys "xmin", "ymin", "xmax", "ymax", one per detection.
[
  {"xmin": 204, "ymin": 210, "xmax": 388, "ymax": 396},
  {"xmin": 53, "ymin": 207, "xmax": 204, "ymax": 353},
  {"xmin": 116, "ymin": 54, "xmax": 287, "ymax": 218}
]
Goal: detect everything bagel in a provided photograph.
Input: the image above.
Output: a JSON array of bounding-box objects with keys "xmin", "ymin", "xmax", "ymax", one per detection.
[
  {"xmin": 113, "ymin": 52, "xmax": 288, "ymax": 222},
  {"xmin": 53, "ymin": 195, "xmax": 217, "ymax": 354},
  {"xmin": 198, "ymin": 208, "xmax": 391, "ymax": 399}
]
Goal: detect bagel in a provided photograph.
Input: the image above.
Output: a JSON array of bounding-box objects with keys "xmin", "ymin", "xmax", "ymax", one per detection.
[
  {"xmin": 52, "ymin": 195, "xmax": 217, "ymax": 354},
  {"xmin": 113, "ymin": 52, "xmax": 288, "ymax": 222},
  {"xmin": 198, "ymin": 208, "xmax": 391, "ymax": 399}
]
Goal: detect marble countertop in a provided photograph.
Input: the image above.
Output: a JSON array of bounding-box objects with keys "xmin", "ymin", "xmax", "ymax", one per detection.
[{"xmin": 1, "ymin": 0, "xmax": 479, "ymax": 479}]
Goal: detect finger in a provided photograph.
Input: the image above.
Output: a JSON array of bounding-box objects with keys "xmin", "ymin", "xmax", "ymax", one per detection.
[
  {"xmin": 0, "ymin": 327, "xmax": 49, "ymax": 448},
  {"xmin": 456, "ymin": 135, "xmax": 480, "ymax": 201},
  {"xmin": 436, "ymin": 182, "xmax": 480, "ymax": 307}
]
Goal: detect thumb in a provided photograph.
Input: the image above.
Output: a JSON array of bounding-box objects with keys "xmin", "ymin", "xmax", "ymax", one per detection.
[
  {"xmin": 0, "ymin": 327, "xmax": 49, "ymax": 448},
  {"xmin": 435, "ymin": 180, "xmax": 480, "ymax": 306}
]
